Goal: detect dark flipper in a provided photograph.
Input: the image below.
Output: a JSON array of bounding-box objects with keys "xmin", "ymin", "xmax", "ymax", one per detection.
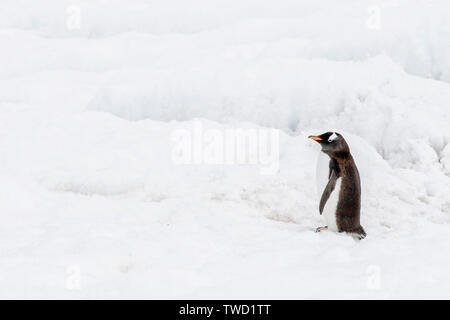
[{"xmin": 319, "ymin": 168, "xmax": 339, "ymax": 215}]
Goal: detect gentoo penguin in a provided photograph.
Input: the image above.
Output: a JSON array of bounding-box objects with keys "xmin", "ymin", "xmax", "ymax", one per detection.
[{"xmin": 309, "ymin": 132, "xmax": 366, "ymax": 240}]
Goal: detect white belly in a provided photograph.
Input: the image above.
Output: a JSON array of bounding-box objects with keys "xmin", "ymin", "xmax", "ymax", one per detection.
[
  {"xmin": 322, "ymin": 178, "xmax": 341, "ymax": 232},
  {"xmin": 315, "ymin": 152, "xmax": 330, "ymax": 199}
]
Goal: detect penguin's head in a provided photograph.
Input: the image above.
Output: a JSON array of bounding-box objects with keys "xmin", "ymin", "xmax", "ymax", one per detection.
[{"xmin": 309, "ymin": 132, "xmax": 350, "ymax": 157}]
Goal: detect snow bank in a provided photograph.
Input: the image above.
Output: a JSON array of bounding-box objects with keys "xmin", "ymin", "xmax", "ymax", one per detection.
[
  {"xmin": 1, "ymin": 0, "xmax": 450, "ymax": 81},
  {"xmin": 87, "ymin": 55, "xmax": 450, "ymax": 169}
]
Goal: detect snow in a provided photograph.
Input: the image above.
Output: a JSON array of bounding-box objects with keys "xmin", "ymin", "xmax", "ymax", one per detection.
[{"xmin": 1, "ymin": 0, "xmax": 450, "ymax": 299}]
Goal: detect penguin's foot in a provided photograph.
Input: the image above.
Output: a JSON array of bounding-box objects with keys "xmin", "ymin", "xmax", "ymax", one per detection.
[
  {"xmin": 346, "ymin": 226, "xmax": 366, "ymax": 240},
  {"xmin": 315, "ymin": 226, "xmax": 328, "ymax": 233}
]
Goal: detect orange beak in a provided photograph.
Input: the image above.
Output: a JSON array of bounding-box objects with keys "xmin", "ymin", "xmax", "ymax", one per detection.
[{"xmin": 309, "ymin": 136, "xmax": 323, "ymax": 141}]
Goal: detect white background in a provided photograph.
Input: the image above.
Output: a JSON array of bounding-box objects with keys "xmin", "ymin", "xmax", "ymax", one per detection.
[{"xmin": 1, "ymin": 0, "xmax": 450, "ymax": 299}]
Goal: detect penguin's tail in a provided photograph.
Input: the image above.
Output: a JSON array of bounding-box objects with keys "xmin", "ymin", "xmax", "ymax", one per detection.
[{"xmin": 349, "ymin": 227, "xmax": 366, "ymax": 241}]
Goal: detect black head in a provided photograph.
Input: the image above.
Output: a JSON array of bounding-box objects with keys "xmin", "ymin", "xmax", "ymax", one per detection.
[{"xmin": 308, "ymin": 132, "xmax": 350, "ymax": 158}]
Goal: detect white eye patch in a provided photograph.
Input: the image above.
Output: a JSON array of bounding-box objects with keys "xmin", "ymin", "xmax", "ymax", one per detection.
[{"xmin": 328, "ymin": 133, "xmax": 338, "ymax": 142}]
